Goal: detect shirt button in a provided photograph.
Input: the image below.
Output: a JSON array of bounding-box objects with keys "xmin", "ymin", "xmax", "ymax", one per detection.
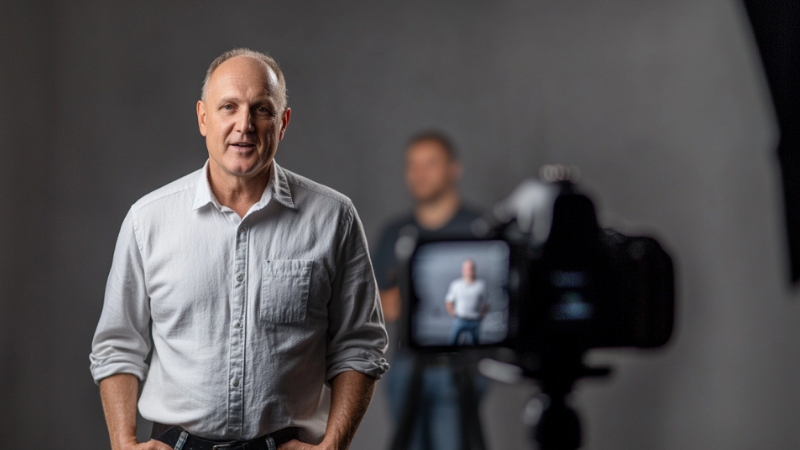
[
  {"xmin": 236, "ymin": 274, "xmax": 244, "ymax": 282},
  {"xmin": 234, "ymin": 321, "xmax": 242, "ymax": 328},
  {"xmin": 233, "ymin": 379, "xmax": 240, "ymax": 387}
]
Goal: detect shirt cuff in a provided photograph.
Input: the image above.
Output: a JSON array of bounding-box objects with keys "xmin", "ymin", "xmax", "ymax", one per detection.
[
  {"xmin": 90, "ymin": 355, "xmax": 148, "ymax": 385},
  {"xmin": 326, "ymin": 348, "xmax": 390, "ymax": 382}
]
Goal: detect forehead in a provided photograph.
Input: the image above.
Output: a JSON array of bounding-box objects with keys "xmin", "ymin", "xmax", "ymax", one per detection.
[
  {"xmin": 207, "ymin": 56, "xmax": 278, "ymax": 99},
  {"xmin": 406, "ymin": 140, "xmax": 450, "ymax": 162}
]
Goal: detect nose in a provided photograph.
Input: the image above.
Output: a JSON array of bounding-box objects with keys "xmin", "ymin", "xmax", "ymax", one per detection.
[{"xmin": 236, "ymin": 109, "xmax": 254, "ymax": 133}]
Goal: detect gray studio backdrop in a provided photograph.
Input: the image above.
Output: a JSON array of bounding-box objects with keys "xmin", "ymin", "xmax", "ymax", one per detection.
[{"xmin": 2, "ymin": 1, "xmax": 799, "ymax": 449}]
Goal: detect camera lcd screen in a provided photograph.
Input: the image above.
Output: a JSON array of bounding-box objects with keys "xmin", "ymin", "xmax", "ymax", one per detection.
[
  {"xmin": 549, "ymin": 270, "xmax": 594, "ymax": 321},
  {"xmin": 410, "ymin": 240, "xmax": 510, "ymax": 347}
]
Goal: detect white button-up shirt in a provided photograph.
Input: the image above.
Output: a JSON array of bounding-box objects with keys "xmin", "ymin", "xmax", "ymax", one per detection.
[
  {"xmin": 90, "ymin": 161, "xmax": 389, "ymax": 443},
  {"xmin": 445, "ymin": 279, "xmax": 486, "ymax": 319}
]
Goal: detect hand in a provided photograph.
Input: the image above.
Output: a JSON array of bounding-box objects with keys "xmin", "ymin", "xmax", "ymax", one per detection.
[
  {"xmin": 277, "ymin": 439, "xmax": 336, "ymax": 450},
  {"xmin": 118, "ymin": 438, "xmax": 174, "ymax": 450}
]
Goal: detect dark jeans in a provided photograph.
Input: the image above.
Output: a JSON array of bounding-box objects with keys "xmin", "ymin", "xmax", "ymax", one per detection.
[{"xmin": 449, "ymin": 318, "xmax": 482, "ymax": 345}]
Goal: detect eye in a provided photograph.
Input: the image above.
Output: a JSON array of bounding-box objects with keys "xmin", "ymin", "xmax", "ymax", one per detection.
[
  {"xmin": 221, "ymin": 104, "xmax": 234, "ymax": 111},
  {"xmin": 255, "ymin": 106, "xmax": 273, "ymax": 116}
]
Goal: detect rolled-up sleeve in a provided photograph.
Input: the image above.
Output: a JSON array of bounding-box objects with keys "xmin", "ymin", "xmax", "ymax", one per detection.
[
  {"xmin": 89, "ymin": 207, "xmax": 152, "ymax": 384},
  {"xmin": 325, "ymin": 202, "xmax": 389, "ymax": 381}
]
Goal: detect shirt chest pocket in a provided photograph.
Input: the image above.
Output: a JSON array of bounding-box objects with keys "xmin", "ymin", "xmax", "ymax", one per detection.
[{"xmin": 260, "ymin": 259, "xmax": 312, "ymax": 324}]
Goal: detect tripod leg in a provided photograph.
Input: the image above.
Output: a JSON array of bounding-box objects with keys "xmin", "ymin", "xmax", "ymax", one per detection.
[
  {"xmin": 390, "ymin": 354, "xmax": 428, "ymax": 450},
  {"xmin": 453, "ymin": 361, "xmax": 487, "ymax": 450}
]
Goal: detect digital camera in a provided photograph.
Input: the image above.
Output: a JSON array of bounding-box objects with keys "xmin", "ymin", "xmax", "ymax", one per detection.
[{"xmin": 397, "ymin": 168, "xmax": 675, "ymax": 356}]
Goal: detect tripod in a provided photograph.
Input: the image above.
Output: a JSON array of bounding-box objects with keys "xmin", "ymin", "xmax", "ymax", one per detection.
[
  {"xmin": 520, "ymin": 351, "xmax": 611, "ymax": 450},
  {"xmin": 390, "ymin": 352, "xmax": 487, "ymax": 450}
]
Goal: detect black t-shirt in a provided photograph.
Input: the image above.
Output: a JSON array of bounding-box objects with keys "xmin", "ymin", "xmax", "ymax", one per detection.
[{"xmin": 372, "ymin": 205, "xmax": 483, "ymax": 291}]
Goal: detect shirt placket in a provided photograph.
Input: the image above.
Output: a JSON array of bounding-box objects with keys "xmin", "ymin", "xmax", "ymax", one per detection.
[{"xmin": 228, "ymin": 221, "xmax": 249, "ymax": 437}]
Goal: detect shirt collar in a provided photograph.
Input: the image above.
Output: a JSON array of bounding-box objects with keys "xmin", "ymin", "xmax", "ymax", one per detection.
[
  {"xmin": 270, "ymin": 161, "xmax": 296, "ymax": 209},
  {"xmin": 192, "ymin": 160, "xmax": 296, "ymax": 211}
]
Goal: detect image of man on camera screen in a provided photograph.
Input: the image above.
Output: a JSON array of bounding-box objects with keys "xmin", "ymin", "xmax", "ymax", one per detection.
[{"xmin": 445, "ymin": 259, "xmax": 488, "ymax": 345}]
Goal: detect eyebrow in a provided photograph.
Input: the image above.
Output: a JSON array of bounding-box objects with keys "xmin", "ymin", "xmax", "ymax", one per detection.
[{"xmin": 217, "ymin": 96, "xmax": 274, "ymax": 106}]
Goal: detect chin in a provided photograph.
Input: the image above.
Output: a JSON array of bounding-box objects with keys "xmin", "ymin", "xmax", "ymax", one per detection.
[
  {"xmin": 235, "ymin": 167, "xmax": 265, "ymax": 177},
  {"xmin": 226, "ymin": 160, "xmax": 268, "ymax": 176}
]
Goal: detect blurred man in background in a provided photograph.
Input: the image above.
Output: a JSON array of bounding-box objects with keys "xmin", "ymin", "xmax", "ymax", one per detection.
[{"xmin": 373, "ymin": 131, "xmax": 482, "ymax": 450}]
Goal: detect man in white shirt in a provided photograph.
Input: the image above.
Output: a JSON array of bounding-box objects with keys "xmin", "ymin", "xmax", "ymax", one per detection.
[
  {"xmin": 90, "ymin": 48, "xmax": 388, "ymax": 450},
  {"xmin": 445, "ymin": 259, "xmax": 487, "ymax": 345}
]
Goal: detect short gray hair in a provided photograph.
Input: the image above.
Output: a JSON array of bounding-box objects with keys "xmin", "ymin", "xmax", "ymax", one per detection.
[{"xmin": 201, "ymin": 48, "xmax": 288, "ymax": 111}]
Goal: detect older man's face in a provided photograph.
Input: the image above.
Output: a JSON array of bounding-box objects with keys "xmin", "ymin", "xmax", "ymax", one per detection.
[
  {"xmin": 197, "ymin": 56, "xmax": 290, "ymax": 180},
  {"xmin": 462, "ymin": 260, "xmax": 475, "ymax": 281}
]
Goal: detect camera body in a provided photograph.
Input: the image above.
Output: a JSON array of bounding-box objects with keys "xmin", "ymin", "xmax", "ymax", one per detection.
[{"xmin": 398, "ymin": 177, "xmax": 675, "ymax": 355}]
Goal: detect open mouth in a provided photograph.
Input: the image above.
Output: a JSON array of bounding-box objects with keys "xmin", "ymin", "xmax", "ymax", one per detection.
[{"xmin": 230, "ymin": 142, "xmax": 256, "ymax": 151}]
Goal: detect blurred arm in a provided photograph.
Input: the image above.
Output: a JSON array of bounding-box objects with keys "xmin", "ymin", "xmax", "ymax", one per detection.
[
  {"xmin": 445, "ymin": 281, "xmax": 457, "ymax": 317},
  {"xmin": 379, "ymin": 287, "xmax": 401, "ymax": 322},
  {"xmin": 446, "ymin": 300, "xmax": 456, "ymax": 317}
]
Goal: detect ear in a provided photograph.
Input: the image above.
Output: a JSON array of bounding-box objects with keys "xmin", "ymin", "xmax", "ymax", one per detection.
[
  {"xmin": 197, "ymin": 100, "xmax": 208, "ymax": 137},
  {"xmin": 278, "ymin": 107, "xmax": 292, "ymax": 141}
]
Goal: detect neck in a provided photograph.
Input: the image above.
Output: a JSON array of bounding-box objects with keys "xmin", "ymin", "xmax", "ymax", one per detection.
[
  {"xmin": 207, "ymin": 161, "xmax": 271, "ymax": 218},
  {"xmin": 414, "ymin": 188, "xmax": 460, "ymax": 230}
]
